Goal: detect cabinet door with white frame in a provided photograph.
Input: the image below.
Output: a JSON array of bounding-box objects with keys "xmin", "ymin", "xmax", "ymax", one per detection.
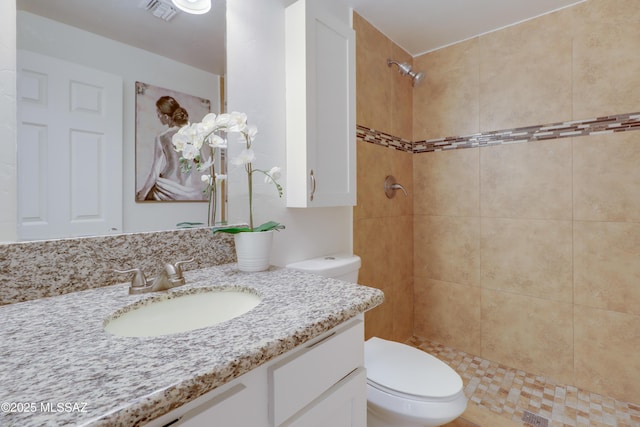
[
  {"xmin": 285, "ymin": 0, "xmax": 356, "ymax": 207},
  {"xmin": 283, "ymin": 368, "xmax": 367, "ymax": 427}
]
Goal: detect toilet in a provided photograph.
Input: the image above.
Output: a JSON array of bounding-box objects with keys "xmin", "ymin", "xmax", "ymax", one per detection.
[{"xmin": 286, "ymin": 254, "xmax": 468, "ymax": 427}]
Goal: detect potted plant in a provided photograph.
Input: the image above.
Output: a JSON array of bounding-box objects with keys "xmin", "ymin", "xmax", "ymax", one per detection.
[{"xmin": 172, "ymin": 111, "xmax": 284, "ymax": 271}]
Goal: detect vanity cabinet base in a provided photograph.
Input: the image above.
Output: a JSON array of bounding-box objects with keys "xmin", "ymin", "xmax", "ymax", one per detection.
[{"xmin": 147, "ymin": 317, "xmax": 365, "ymax": 427}]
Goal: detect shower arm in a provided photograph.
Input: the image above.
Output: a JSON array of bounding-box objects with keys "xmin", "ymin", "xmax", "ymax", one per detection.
[
  {"xmin": 387, "ymin": 59, "xmax": 410, "ymax": 75},
  {"xmin": 387, "ymin": 58, "xmax": 425, "ymax": 86}
]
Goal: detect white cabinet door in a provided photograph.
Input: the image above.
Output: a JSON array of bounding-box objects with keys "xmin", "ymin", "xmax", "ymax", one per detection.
[
  {"xmin": 284, "ymin": 368, "xmax": 367, "ymax": 427},
  {"xmin": 17, "ymin": 50, "xmax": 123, "ymax": 240},
  {"xmin": 270, "ymin": 319, "xmax": 363, "ymax": 425},
  {"xmin": 285, "ymin": 0, "xmax": 356, "ymax": 208}
]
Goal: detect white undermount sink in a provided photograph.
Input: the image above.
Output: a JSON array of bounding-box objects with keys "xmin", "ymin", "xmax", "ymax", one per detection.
[{"xmin": 104, "ymin": 288, "xmax": 262, "ymax": 337}]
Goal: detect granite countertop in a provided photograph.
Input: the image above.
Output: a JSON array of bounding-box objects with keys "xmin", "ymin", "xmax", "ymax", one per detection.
[{"xmin": 0, "ymin": 264, "xmax": 384, "ymax": 427}]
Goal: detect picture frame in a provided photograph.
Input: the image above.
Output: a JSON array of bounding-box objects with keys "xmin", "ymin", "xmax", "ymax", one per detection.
[{"xmin": 134, "ymin": 81, "xmax": 212, "ymax": 202}]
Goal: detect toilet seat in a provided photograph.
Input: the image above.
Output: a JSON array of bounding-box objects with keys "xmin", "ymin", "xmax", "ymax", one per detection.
[
  {"xmin": 364, "ymin": 337, "xmax": 468, "ymax": 426},
  {"xmin": 364, "ymin": 337, "xmax": 463, "ymax": 400}
]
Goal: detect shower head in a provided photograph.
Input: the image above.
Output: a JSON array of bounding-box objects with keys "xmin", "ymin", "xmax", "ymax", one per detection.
[{"xmin": 387, "ymin": 59, "xmax": 425, "ymax": 87}]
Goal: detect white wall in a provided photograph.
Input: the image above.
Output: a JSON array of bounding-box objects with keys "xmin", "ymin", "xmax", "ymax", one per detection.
[
  {"xmin": 226, "ymin": 0, "xmax": 353, "ymax": 266},
  {"xmin": 0, "ymin": 1, "xmax": 17, "ymax": 243},
  {"xmin": 17, "ymin": 12, "xmax": 221, "ymax": 235}
]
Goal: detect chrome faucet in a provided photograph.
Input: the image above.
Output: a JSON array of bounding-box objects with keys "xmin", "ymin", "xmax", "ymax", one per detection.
[{"xmin": 114, "ymin": 258, "xmax": 194, "ymax": 295}]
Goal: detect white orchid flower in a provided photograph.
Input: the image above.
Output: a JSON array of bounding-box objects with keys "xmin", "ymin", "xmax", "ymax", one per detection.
[
  {"xmin": 227, "ymin": 112, "xmax": 248, "ymax": 132},
  {"xmin": 175, "ymin": 122, "xmax": 195, "ymax": 136},
  {"xmin": 264, "ymin": 166, "xmax": 281, "ymax": 184},
  {"xmin": 207, "ymin": 134, "xmax": 226, "ymax": 148},
  {"xmin": 214, "ymin": 113, "xmax": 231, "ymax": 128},
  {"xmin": 200, "ymin": 113, "xmax": 228, "ymax": 137},
  {"xmin": 181, "ymin": 143, "xmax": 200, "ymax": 160},
  {"xmin": 246, "ymin": 125, "xmax": 258, "ymax": 143},
  {"xmin": 173, "ymin": 123, "xmax": 196, "ymax": 149},
  {"xmin": 201, "ymin": 174, "xmax": 212, "ymax": 185},
  {"xmin": 171, "ymin": 132, "xmax": 190, "ymax": 152},
  {"xmin": 231, "ymin": 148, "xmax": 255, "ymax": 166},
  {"xmin": 201, "ymin": 113, "xmax": 218, "ymax": 127},
  {"xmin": 176, "ymin": 122, "xmax": 205, "ymax": 150}
]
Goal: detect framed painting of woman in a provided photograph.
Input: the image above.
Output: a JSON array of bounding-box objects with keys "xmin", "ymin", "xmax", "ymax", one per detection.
[{"xmin": 135, "ymin": 81, "xmax": 212, "ymax": 202}]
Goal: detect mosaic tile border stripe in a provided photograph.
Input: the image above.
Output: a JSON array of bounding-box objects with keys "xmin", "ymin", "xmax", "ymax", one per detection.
[
  {"xmin": 357, "ymin": 112, "xmax": 640, "ymax": 154},
  {"xmin": 356, "ymin": 125, "xmax": 413, "ymax": 152}
]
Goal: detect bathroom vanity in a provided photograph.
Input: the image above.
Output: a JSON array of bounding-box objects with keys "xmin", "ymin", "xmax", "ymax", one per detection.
[
  {"xmin": 0, "ymin": 264, "xmax": 383, "ymax": 426},
  {"xmin": 150, "ymin": 316, "xmax": 366, "ymax": 427}
]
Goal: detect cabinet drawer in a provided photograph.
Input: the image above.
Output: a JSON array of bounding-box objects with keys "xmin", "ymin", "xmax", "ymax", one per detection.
[{"xmin": 270, "ymin": 318, "xmax": 364, "ymax": 426}]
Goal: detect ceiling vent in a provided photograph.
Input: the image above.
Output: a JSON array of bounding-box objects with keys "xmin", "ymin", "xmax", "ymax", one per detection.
[{"xmin": 142, "ymin": 0, "xmax": 179, "ymax": 22}]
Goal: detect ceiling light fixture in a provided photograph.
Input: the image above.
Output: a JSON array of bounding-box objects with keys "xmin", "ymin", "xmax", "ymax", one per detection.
[
  {"xmin": 171, "ymin": 0, "xmax": 212, "ymax": 15},
  {"xmin": 142, "ymin": 0, "xmax": 178, "ymax": 21}
]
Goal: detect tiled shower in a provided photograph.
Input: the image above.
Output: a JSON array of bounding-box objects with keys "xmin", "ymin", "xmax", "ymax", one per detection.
[{"xmin": 353, "ymin": 0, "xmax": 640, "ymax": 417}]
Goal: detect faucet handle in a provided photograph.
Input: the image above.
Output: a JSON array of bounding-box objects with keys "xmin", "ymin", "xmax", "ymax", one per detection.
[
  {"xmin": 165, "ymin": 258, "xmax": 195, "ymax": 279},
  {"xmin": 114, "ymin": 268, "xmax": 148, "ymax": 289}
]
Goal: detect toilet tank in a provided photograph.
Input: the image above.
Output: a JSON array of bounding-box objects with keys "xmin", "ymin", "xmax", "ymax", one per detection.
[{"xmin": 286, "ymin": 254, "xmax": 361, "ymax": 283}]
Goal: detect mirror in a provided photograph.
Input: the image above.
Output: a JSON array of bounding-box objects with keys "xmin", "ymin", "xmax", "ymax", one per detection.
[{"xmin": 13, "ymin": 0, "xmax": 226, "ymax": 241}]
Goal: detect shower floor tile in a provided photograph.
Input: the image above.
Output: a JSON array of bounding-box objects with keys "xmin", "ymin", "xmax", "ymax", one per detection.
[{"xmin": 406, "ymin": 336, "xmax": 640, "ymax": 427}]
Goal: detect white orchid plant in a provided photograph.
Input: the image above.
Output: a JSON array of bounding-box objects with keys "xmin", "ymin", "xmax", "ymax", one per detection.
[{"xmin": 172, "ymin": 111, "xmax": 284, "ymax": 233}]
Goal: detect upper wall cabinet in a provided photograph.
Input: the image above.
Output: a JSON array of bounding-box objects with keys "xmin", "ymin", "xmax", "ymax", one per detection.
[{"xmin": 285, "ymin": 0, "xmax": 356, "ymax": 208}]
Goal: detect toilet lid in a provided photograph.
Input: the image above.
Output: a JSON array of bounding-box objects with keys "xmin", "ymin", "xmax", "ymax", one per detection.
[{"xmin": 364, "ymin": 337, "xmax": 463, "ymax": 399}]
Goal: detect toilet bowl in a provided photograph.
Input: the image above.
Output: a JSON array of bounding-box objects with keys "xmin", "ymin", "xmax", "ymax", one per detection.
[
  {"xmin": 365, "ymin": 337, "xmax": 467, "ymax": 427},
  {"xmin": 286, "ymin": 254, "xmax": 467, "ymax": 427}
]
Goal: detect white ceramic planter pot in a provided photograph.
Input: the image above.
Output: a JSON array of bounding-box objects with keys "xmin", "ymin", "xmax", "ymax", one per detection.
[{"xmin": 234, "ymin": 231, "xmax": 274, "ymax": 272}]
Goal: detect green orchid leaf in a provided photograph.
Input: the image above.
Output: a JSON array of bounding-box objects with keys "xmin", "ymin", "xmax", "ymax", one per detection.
[
  {"xmin": 212, "ymin": 221, "xmax": 285, "ymax": 234},
  {"xmin": 177, "ymin": 221, "xmax": 205, "ymax": 229},
  {"xmin": 254, "ymin": 221, "xmax": 285, "ymax": 232},
  {"xmin": 212, "ymin": 226, "xmax": 253, "ymax": 234}
]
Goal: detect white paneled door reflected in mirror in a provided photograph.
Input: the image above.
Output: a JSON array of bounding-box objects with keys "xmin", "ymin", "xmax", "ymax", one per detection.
[{"xmin": 12, "ymin": 0, "xmax": 226, "ymax": 241}]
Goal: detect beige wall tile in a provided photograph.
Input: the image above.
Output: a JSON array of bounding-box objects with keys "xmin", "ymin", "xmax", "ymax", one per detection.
[
  {"xmin": 355, "ymin": 215, "xmax": 413, "ymax": 342},
  {"xmin": 355, "ymin": 217, "xmax": 395, "ymax": 290},
  {"xmin": 413, "ymin": 148, "xmax": 479, "ymax": 217},
  {"xmin": 414, "ymin": 215, "xmax": 480, "ymax": 286},
  {"xmin": 365, "ymin": 299, "xmax": 393, "ymax": 341},
  {"xmin": 355, "ymin": 140, "xmax": 393, "ymax": 220},
  {"xmin": 573, "ymin": 132, "xmax": 640, "ymax": 222},
  {"xmin": 479, "ymin": 9, "xmax": 572, "ymax": 131},
  {"xmin": 574, "ymin": 221, "xmax": 640, "ymax": 316},
  {"xmin": 353, "ymin": 13, "xmax": 413, "ymax": 140},
  {"xmin": 355, "ymin": 141, "xmax": 413, "ymax": 220},
  {"xmin": 388, "ymin": 274, "xmax": 414, "ymax": 342},
  {"xmin": 413, "ymin": 39, "xmax": 479, "ymax": 141},
  {"xmin": 481, "ymin": 218, "xmax": 572, "ymax": 303},
  {"xmin": 574, "ymin": 305, "xmax": 640, "ymax": 402},
  {"xmin": 572, "ymin": 0, "xmax": 640, "ymax": 119},
  {"xmin": 481, "ymin": 289, "xmax": 574, "ymax": 384},
  {"xmin": 389, "ymin": 146, "xmax": 414, "ymax": 217},
  {"xmin": 480, "ymin": 140, "xmax": 572, "ymax": 220},
  {"xmin": 414, "ymin": 278, "xmax": 481, "ymax": 355},
  {"xmin": 388, "ymin": 215, "xmax": 414, "ymax": 278},
  {"xmin": 364, "ymin": 275, "xmax": 413, "ymax": 342}
]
